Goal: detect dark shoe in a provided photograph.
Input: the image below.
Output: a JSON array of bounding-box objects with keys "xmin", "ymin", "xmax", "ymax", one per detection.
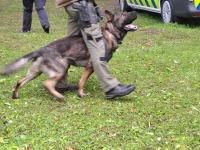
[
  {"xmin": 55, "ymin": 85, "xmax": 78, "ymax": 94},
  {"xmin": 67, "ymin": 85, "xmax": 78, "ymax": 91},
  {"xmin": 43, "ymin": 25, "xmax": 49, "ymax": 33},
  {"xmin": 22, "ymin": 30, "xmax": 30, "ymax": 33},
  {"xmin": 106, "ymin": 84, "xmax": 135, "ymax": 99}
]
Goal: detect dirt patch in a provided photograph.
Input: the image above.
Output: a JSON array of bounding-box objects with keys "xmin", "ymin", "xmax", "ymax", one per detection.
[{"xmin": 140, "ymin": 29, "xmax": 160, "ymax": 35}]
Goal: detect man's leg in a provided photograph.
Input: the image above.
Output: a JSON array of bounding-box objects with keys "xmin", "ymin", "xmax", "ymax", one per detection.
[
  {"xmin": 22, "ymin": 0, "xmax": 33, "ymax": 32},
  {"xmin": 81, "ymin": 24, "xmax": 119, "ymax": 92},
  {"xmin": 65, "ymin": 5, "xmax": 81, "ymax": 36},
  {"xmin": 55, "ymin": 5, "xmax": 81, "ymax": 93}
]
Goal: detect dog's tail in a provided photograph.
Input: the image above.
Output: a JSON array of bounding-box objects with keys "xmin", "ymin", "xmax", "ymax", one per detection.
[{"xmin": 0, "ymin": 51, "xmax": 38, "ymax": 75}]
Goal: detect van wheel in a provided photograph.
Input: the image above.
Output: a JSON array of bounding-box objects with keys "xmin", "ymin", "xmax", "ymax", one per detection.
[
  {"xmin": 119, "ymin": 0, "xmax": 128, "ymax": 11},
  {"xmin": 161, "ymin": 0, "xmax": 178, "ymax": 23}
]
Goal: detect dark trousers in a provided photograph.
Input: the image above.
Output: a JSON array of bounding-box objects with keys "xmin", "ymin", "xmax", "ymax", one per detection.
[{"xmin": 22, "ymin": 0, "xmax": 50, "ymax": 32}]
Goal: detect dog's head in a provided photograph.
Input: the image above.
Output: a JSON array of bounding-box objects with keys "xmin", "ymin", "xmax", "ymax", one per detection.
[{"xmin": 105, "ymin": 10, "xmax": 137, "ymax": 43}]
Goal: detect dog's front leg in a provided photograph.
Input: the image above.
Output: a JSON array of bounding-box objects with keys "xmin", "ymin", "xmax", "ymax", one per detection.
[
  {"xmin": 43, "ymin": 74, "xmax": 64, "ymax": 100},
  {"xmin": 78, "ymin": 66, "xmax": 93, "ymax": 98}
]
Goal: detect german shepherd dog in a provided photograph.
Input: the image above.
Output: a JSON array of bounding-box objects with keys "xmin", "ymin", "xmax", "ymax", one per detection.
[{"xmin": 0, "ymin": 10, "xmax": 137, "ymax": 99}]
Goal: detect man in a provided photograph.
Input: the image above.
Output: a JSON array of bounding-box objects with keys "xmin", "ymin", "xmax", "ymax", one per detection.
[{"xmin": 55, "ymin": 0, "xmax": 135, "ymax": 99}]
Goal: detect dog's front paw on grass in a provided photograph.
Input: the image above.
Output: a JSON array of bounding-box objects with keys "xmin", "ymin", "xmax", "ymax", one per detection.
[
  {"xmin": 56, "ymin": 94, "xmax": 65, "ymax": 100},
  {"xmin": 12, "ymin": 92, "xmax": 19, "ymax": 99},
  {"xmin": 78, "ymin": 89, "xmax": 87, "ymax": 98}
]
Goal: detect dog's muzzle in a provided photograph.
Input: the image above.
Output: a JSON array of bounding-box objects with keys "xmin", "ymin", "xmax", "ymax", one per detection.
[{"xmin": 124, "ymin": 24, "xmax": 137, "ymax": 31}]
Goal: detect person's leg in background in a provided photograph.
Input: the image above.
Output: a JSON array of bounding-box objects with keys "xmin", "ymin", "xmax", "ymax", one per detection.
[
  {"xmin": 22, "ymin": 0, "xmax": 33, "ymax": 32},
  {"xmin": 34, "ymin": 0, "xmax": 50, "ymax": 33}
]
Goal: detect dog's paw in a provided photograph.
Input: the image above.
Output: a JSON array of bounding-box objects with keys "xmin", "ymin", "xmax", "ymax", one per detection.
[
  {"xmin": 56, "ymin": 95, "xmax": 64, "ymax": 100},
  {"xmin": 12, "ymin": 92, "xmax": 19, "ymax": 99},
  {"xmin": 78, "ymin": 90, "xmax": 87, "ymax": 98}
]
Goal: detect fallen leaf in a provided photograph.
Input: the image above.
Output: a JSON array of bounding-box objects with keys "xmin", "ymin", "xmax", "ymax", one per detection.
[
  {"xmin": 130, "ymin": 108, "xmax": 136, "ymax": 113},
  {"xmin": 67, "ymin": 147, "xmax": 74, "ymax": 150}
]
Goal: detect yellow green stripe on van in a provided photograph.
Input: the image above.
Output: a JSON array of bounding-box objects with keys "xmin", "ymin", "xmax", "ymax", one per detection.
[
  {"xmin": 151, "ymin": 0, "xmax": 159, "ymax": 8},
  {"xmin": 142, "ymin": 0, "xmax": 146, "ymax": 6},
  {"xmin": 195, "ymin": 0, "xmax": 200, "ymax": 10},
  {"xmin": 128, "ymin": 0, "xmax": 159, "ymax": 8}
]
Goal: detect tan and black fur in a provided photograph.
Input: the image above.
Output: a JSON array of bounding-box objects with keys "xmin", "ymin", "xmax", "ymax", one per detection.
[{"xmin": 0, "ymin": 10, "xmax": 137, "ymax": 99}]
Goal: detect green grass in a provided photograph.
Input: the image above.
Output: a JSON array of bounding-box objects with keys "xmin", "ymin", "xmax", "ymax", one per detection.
[{"xmin": 0, "ymin": 0, "xmax": 200, "ymax": 149}]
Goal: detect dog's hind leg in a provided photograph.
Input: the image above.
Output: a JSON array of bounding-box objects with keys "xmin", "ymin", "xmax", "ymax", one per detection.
[
  {"xmin": 43, "ymin": 74, "xmax": 65, "ymax": 100},
  {"xmin": 78, "ymin": 66, "xmax": 94, "ymax": 98},
  {"xmin": 13, "ymin": 72, "xmax": 41, "ymax": 99}
]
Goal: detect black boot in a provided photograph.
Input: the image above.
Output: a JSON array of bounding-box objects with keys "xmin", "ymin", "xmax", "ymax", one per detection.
[
  {"xmin": 55, "ymin": 85, "xmax": 78, "ymax": 94},
  {"xmin": 106, "ymin": 84, "xmax": 135, "ymax": 99},
  {"xmin": 43, "ymin": 25, "xmax": 49, "ymax": 33}
]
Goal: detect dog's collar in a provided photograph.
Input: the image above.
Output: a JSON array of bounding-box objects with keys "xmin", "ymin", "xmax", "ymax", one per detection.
[
  {"xmin": 115, "ymin": 28, "xmax": 123, "ymax": 44},
  {"xmin": 105, "ymin": 26, "xmax": 123, "ymax": 44}
]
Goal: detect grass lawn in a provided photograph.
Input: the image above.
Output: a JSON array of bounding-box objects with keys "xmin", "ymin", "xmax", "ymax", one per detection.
[{"xmin": 0, "ymin": 0, "xmax": 200, "ymax": 149}]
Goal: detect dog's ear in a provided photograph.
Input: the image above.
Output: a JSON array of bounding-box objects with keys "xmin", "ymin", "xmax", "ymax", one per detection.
[{"xmin": 105, "ymin": 10, "xmax": 114, "ymax": 22}]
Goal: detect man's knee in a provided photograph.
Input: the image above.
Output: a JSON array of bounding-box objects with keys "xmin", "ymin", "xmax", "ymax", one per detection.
[{"xmin": 35, "ymin": 6, "xmax": 45, "ymax": 11}]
